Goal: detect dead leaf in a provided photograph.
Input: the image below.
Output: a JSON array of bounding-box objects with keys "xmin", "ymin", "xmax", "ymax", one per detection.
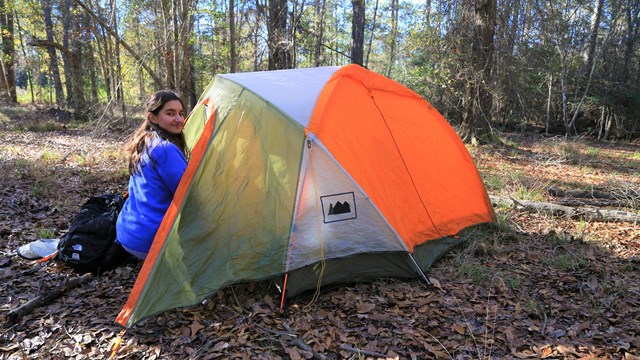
[
  {"xmin": 356, "ymin": 302, "xmax": 376, "ymax": 313},
  {"xmin": 428, "ymin": 277, "xmax": 443, "ymax": 289},
  {"xmin": 452, "ymin": 324, "xmax": 465, "ymax": 335},
  {"xmin": 190, "ymin": 318, "xmax": 204, "ymax": 339},
  {"xmin": 211, "ymin": 342, "xmax": 229, "ymax": 352}
]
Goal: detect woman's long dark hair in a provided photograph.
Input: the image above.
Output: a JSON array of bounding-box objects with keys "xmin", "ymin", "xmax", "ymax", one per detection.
[{"xmin": 127, "ymin": 90, "xmax": 191, "ymax": 175}]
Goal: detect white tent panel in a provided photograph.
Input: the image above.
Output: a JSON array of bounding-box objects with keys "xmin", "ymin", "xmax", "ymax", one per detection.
[
  {"xmin": 286, "ymin": 135, "xmax": 407, "ymax": 271},
  {"xmin": 219, "ymin": 67, "xmax": 340, "ymax": 127}
]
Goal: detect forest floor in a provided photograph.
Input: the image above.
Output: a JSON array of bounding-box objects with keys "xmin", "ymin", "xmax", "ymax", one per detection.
[{"xmin": 1, "ymin": 104, "xmax": 639, "ymax": 359}]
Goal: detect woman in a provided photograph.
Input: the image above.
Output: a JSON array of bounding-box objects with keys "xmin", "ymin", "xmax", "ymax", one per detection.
[{"xmin": 116, "ymin": 90, "xmax": 190, "ymax": 259}]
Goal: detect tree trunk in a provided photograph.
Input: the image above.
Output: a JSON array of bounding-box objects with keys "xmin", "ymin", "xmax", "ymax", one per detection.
[
  {"xmin": 386, "ymin": 0, "xmax": 398, "ymax": 78},
  {"xmin": 108, "ymin": 0, "xmax": 125, "ymax": 118},
  {"xmin": 622, "ymin": 0, "xmax": 639, "ymax": 83},
  {"xmin": 60, "ymin": 0, "xmax": 74, "ymax": 106},
  {"xmin": 13, "ymin": 9, "xmax": 34, "ymax": 103},
  {"xmin": 460, "ymin": 0, "xmax": 497, "ymax": 144},
  {"xmin": 365, "ymin": 0, "xmax": 379, "ymax": 68},
  {"xmin": 41, "ymin": 0, "xmax": 64, "ymax": 107},
  {"xmin": 0, "ymin": 0, "xmax": 16, "ymax": 102},
  {"xmin": 545, "ymin": 74, "xmax": 552, "ymax": 135},
  {"xmin": 313, "ymin": 0, "xmax": 326, "ymax": 67},
  {"xmin": 350, "ymin": 0, "xmax": 365, "ymax": 65},
  {"xmin": 566, "ymin": 0, "xmax": 604, "ymax": 135},
  {"xmin": 229, "ymin": 0, "xmax": 237, "ymax": 73},
  {"xmin": 585, "ymin": 0, "xmax": 604, "ymax": 78},
  {"xmin": 268, "ymin": 0, "xmax": 291, "ymax": 70}
]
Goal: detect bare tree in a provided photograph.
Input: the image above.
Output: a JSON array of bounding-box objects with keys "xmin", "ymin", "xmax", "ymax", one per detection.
[
  {"xmin": 460, "ymin": 0, "xmax": 497, "ymax": 144},
  {"xmin": 351, "ymin": 0, "xmax": 365, "ymax": 65},
  {"xmin": 313, "ymin": 0, "xmax": 326, "ymax": 66},
  {"xmin": 365, "ymin": 0, "xmax": 379, "ymax": 68},
  {"xmin": 230, "ymin": 0, "xmax": 237, "ymax": 73},
  {"xmin": 0, "ymin": 0, "xmax": 16, "ymax": 102},
  {"xmin": 40, "ymin": 0, "xmax": 64, "ymax": 107},
  {"xmin": 268, "ymin": 0, "xmax": 291, "ymax": 69},
  {"xmin": 386, "ymin": 0, "xmax": 398, "ymax": 77}
]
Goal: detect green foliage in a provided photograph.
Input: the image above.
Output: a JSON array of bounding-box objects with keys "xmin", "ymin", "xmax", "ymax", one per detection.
[
  {"xmin": 456, "ymin": 261, "xmax": 492, "ymax": 284},
  {"xmin": 37, "ymin": 228, "xmax": 57, "ymax": 239}
]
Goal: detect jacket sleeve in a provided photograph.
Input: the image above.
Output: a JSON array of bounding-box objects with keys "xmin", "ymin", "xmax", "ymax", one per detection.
[{"xmin": 151, "ymin": 143, "xmax": 188, "ymax": 194}]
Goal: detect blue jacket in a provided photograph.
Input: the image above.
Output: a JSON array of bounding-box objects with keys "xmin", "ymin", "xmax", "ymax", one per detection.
[{"xmin": 116, "ymin": 137, "xmax": 187, "ymax": 254}]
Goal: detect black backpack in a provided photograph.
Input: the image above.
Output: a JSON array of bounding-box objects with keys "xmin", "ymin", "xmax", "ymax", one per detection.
[{"xmin": 57, "ymin": 194, "xmax": 132, "ymax": 273}]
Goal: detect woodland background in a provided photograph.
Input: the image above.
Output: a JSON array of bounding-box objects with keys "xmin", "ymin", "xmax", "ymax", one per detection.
[
  {"xmin": 0, "ymin": 0, "xmax": 639, "ymax": 142},
  {"xmin": 1, "ymin": 0, "xmax": 640, "ymax": 358}
]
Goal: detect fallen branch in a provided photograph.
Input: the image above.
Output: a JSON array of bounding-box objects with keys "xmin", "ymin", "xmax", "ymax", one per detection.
[
  {"xmin": 548, "ymin": 187, "xmax": 638, "ymax": 209},
  {"xmin": 6, "ymin": 273, "xmax": 95, "ymax": 325},
  {"xmin": 490, "ymin": 195, "xmax": 640, "ymax": 223},
  {"xmin": 281, "ymin": 322, "xmax": 328, "ymax": 360},
  {"xmin": 548, "ymin": 187, "xmax": 639, "ymax": 201},
  {"xmin": 555, "ymin": 198, "xmax": 635, "ymax": 208},
  {"xmin": 339, "ymin": 344, "xmax": 390, "ymax": 358}
]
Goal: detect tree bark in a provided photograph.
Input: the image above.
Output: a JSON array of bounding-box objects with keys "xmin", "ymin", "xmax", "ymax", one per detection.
[
  {"xmin": 365, "ymin": 0, "xmax": 379, "ymax": 68},
  {"xmin": 0, "ymin": 0, "xmax": 16, "ymax": 102},
  {"xmin": 229, "ymin": 0, "xmax": 237, "ymax": 73},
  {"xmin": 489, "ymin": 196, "xmax": 640, "ymax": 223},
  {"xmin": 566, "ymin": 0, "xmax": 604, "ymax": 134},
  {"xmin": 622, "ymin": 0, "xmax": 639, "ymax": 83},
  {"xmin": 61, "ymin": 0, "xmax": 73, "ymax": 105},
  {"xmin": 460, "ymin": 0, "xmax": 497, "ymax": 144},
  {"xmin": 268, "ymin": 0, "xmax": 291, "ymax": 70},
  {"xmin": 13, "ymin": 9, "xmax": 34, "ymax": 103},
  {"xmin": 350, "ymin": 0, "xmax": 365, "ymax": 66},
  {"xmin": 313, "ymin": 0, "xmax": 326, "ymax": 67},
  {"xmin": 386, "ymin": 0, "xmax": 399, "ymax": 77},
  {"xmin": 41, "ymin": 0, "xmax": 64, "ymax": 107},
  {"xmin": 6, "ymin": 273, "xmax": 95, "ymax": 325}
]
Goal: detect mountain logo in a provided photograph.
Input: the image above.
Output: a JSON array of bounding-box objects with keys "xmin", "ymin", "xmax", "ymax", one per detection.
[
  {"xmin": 328, "ymin": 201, "xmax": 351, "ymax": 215},
  {"xmin": 320, "ymin": 192, "xmax": 357, "ymax": 223}
]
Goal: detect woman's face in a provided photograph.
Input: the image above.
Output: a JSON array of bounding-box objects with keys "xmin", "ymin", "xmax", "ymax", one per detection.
[{"xmin": 149, "ymin": 99, "xmax": 185, "ymax": 134}]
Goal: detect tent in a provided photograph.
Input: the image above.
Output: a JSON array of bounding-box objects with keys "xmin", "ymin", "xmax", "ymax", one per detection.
[{"xmin": 116, "ymin": 64, "xmax": 495, "ymax": 328}]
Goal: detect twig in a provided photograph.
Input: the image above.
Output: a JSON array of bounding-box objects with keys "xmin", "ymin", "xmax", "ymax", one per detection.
[
  {"xmin": 255, "ymin": 323, "xmax": 298, "ymax": 338},
  {"xmin": 281, "ymin": 322, "xmax": 328, "ymax": 360},
  {"xmin": 6, "ymin": 273, "xmax": 95, "ymax": 325},
  {"xmin": 339, "ymin": 344, "xmax": 389, "ymax": 358},
  {"xmin": 540, "ymin": 311, "xmax": 549, "ymax": 336}
]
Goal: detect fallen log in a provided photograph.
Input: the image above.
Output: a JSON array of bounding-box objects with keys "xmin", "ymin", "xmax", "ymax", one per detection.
[
  {"xmin": 490, "ymin": 195, "xmax": 640, "ymax": 223},
  {"xmin": 555, "ymin": 198, "xmax": 636, "ymax": 208},
  {"xmin": 6, "ymin": 273, "xmax": 95, "ymax": 326},
  {"xmin": 548, "ymin": 187, "xmax": 639, "ymax": 206}
]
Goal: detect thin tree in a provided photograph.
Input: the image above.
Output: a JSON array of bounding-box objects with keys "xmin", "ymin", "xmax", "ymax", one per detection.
[
  {"xmin": 351, "ymin": 0, "xmax": 365, "ymax": 65},
  {"xmin": 230, "ymin": 0, "xmax": 237, "ymax": 72},
  {"xmin": 460, "ymin": 0, "xmax": 497, "ymax": 144},
  {"xmin": 0, "ymin": 0, "xmax": 16, "ymax": 102},
  {"xmin": 40, "ymin": 0, "xmax": 64, "ymax": 107},
  {"xmin": 268, "ymin": 0, "xmax": 291, "ymax": 69},
  {"xmin": 313, "ymin": 0, "xmax": 326, "ymax": 66},
  {"xmin": 386, "ymin": 0, "xmax": 399, "ymax": 77},
  {"xmin": 566, "ymin": 0, "xmax": 604, "ymax": 135},
  {"xmin": 13, "ymin": 9, "xmax": 34, "ymax": 103},
  {"xmin": 365, "ymin": 0, "xmax": 379, "ymax": 68}
]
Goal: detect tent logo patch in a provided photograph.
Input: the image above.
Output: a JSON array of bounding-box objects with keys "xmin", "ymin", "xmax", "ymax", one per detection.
[{"xmin": 321, "ymin": 192, "xmax": 357, "ymax": 223}]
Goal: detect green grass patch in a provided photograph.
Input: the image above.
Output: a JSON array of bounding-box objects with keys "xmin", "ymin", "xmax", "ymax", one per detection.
[
  {"xmin": 40, "ymin": 149, "xmax": 62, "ymax": 162},
  {"xmin": 504, "ymin": 274, "xmax": 523, "ymax": 289},
  {"xmin": 584, "ymin": 146, "xmax": 601, "ymax": 157},
  {"xmin": 456, "ymin": 262, "xmax": 493, "ymax": 284},
  {"xmin": 37, "ymin": 228, "xmax": 57, "ymax": 239}
]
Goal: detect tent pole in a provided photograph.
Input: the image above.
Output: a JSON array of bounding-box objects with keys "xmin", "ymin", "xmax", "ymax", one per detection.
[
  {"xmin": 279, "ymin": 273, "xmax": 289, "ymax": 313},
  {"xmin": 407, "ymin": 254, "xmax": 432, "ymax": 286}
]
